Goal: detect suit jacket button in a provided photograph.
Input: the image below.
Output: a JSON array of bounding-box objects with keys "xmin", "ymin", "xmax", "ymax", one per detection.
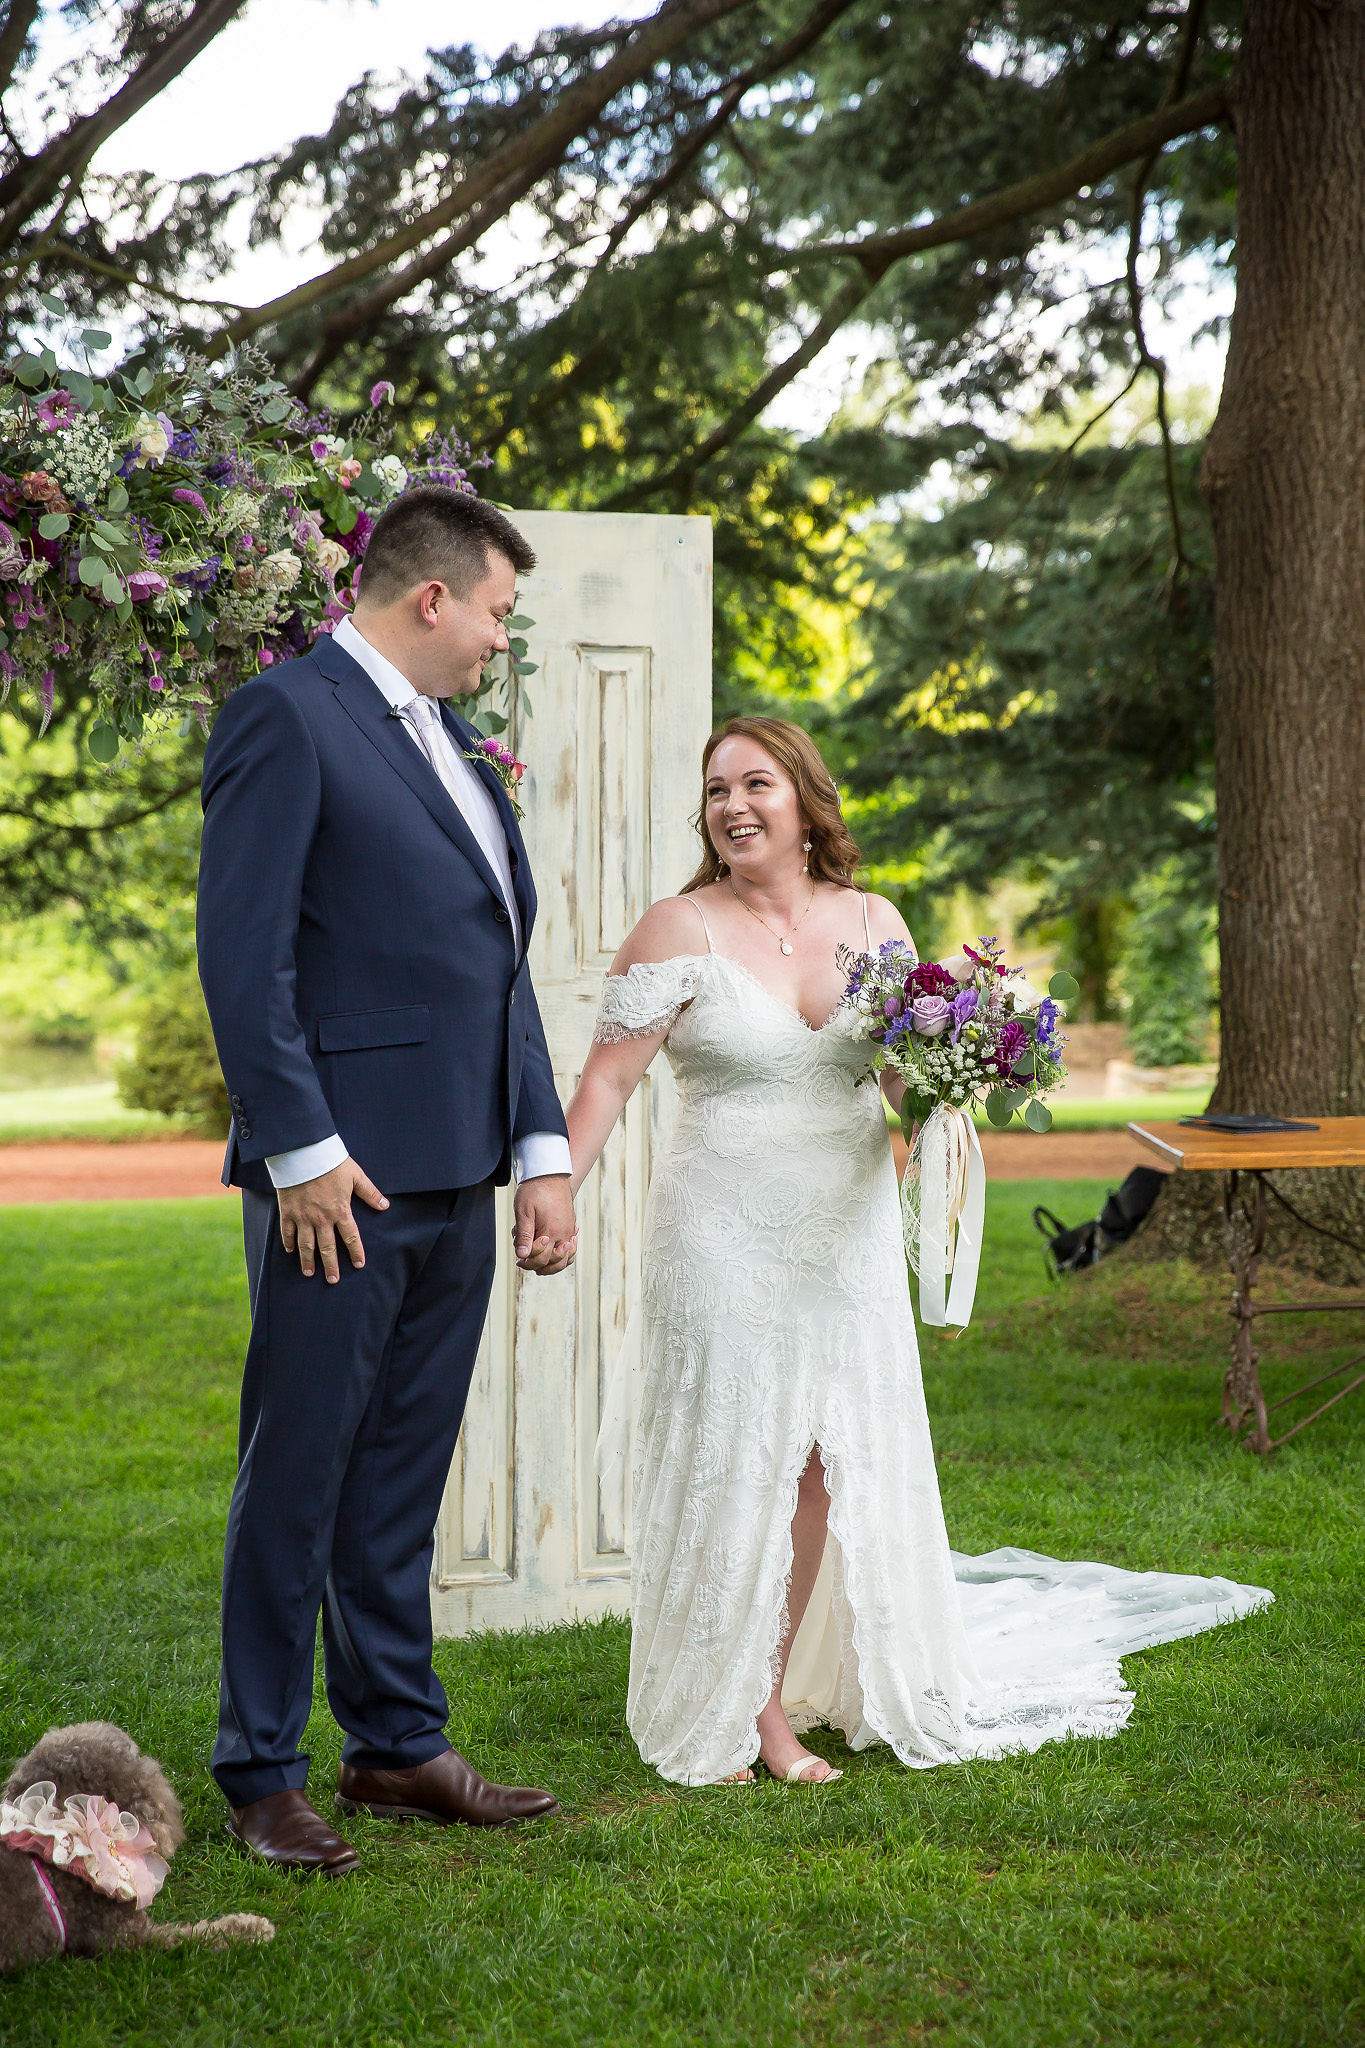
[
  {"xmin": 493, "ymin": 906, "xmax": 510, "ymax": 924},
  {"xmin": 239, "ymin": 1125, "xmax": 253, "ymax": 1140},
  {"xmin": 231, "ymin": 1095, "xmax": 244, "ymax": 1108}
]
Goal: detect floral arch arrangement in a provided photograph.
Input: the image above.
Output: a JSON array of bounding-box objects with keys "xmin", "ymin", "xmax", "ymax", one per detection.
[{"xmin": 0, "ymin": 312, "xmax": 530, "ymax": 760}]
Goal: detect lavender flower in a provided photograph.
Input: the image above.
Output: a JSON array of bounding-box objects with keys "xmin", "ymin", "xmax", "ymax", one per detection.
[{"xmin": 174, "ymin": 554, "xmax": 222, "ymax": 593}]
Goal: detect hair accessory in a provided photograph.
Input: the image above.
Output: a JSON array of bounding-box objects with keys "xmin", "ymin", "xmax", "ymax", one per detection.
[{"xmin": 0, "ymin": 1782, "xmax": 168, "ymax": 1908}]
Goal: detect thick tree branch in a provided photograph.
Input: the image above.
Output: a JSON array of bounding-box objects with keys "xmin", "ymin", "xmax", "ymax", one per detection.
[
  {"xmin": 288, "ymin": 165, "xmax": 545, "ymax": 398},
  {"xmin": 798, "ymin": 79, "xmax": 1229, "ymax": 280},
  {"xmin": 211, "ymin": 0, "xmax": 760, "ymax": 353},
  {"xmin": 606, "ymin": 268, "xmax": 874, "ymax": 504},
  {"xmin": 0, "ymin": 0, "xmax": 250, "ymax": 243},
  {"xmin": 0, "ymin": 0, "xmax": 42, "ymax": 100},
  {"xmin": 616, "ymin": 80, "xmax": 1230, "ymax": 503}
]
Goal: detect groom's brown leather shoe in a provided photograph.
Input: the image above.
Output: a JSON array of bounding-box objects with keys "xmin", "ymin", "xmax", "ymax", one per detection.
[
  {"xmin": 336, "ymin": 1749, "xmax": 558, "ymax": 1829},
  {"xmin": 227, "ymin": 1788, "xmax": 361, "ymax": 1875}
]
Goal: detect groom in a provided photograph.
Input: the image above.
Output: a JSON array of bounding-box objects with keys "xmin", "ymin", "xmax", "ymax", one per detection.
[{"xmin": 197, "ymin": 486, "xmax": 577, "ymax": 1875}]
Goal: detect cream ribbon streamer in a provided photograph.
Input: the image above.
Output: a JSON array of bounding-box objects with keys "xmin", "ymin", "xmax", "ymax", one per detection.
[{"xmin": 902, "ymin": 1102, "xmax": 987, "ymax": 1330}]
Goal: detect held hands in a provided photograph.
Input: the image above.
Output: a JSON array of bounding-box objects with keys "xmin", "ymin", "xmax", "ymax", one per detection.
[
  {"xmin": 278, "ymin": 1157, "xmax": 390, "ymax": 1282},
  {"xmin": 514, "ymin": 1173, "xmax": 577, "ymax": 1276}
]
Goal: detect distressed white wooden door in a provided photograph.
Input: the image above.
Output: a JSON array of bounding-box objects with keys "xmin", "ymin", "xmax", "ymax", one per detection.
[{"xmin": 431, "ymin": 511, "xmax": 713, "ymax": 1635}]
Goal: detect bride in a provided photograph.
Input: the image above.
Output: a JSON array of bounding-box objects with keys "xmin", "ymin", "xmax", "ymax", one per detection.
[{"xmin": 564, "ymin": 716, "xmax": 1270, "ymax": 1787}]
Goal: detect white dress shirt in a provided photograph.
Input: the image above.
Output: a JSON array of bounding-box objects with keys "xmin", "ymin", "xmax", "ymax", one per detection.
[{"xmin": 265, "ymin": 615, "xmax": 572, "ymax": 1190}]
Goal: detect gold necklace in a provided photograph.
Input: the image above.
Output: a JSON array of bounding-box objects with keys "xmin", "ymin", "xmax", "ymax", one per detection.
[{"xmin": 728, "ymin": 876, "xmax": 816, "ymax": 956}]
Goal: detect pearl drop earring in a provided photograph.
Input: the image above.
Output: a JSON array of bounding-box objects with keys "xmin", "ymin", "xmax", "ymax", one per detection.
[{"xmin": 803, "ymin": 835, "xmax": 813, "ymax": 874}]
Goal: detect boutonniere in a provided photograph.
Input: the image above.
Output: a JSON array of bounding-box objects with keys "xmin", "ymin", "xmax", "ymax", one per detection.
[{"xmin": 463, "ymin": 734, "xmax": 527, "ymax": 819}]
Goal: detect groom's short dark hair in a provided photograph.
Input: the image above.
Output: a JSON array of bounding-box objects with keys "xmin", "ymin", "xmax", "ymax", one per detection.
[{"xmin": 358, "ymin": 487, "xmax": 536, "ymax": 607}]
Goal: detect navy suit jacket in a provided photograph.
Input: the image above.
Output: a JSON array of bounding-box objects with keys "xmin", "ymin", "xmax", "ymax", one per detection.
[{"xmin": 196, "ymin": 630, "xmax": 566, "ymax": 1197}]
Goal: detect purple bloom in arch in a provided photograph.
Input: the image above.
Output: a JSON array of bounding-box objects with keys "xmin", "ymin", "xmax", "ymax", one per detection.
[
  {"xmin": 174, "ymin": 553, "xmax": 222, "ymax": 593},
  {"xmin": 949, "ymin": 987, "xmax": 978, "ymax": 1043},
  {"xmin": 172, "ymin": 487, "xmax": 210, "ymax": 519},
  {"xmin": 37, "ymin": 389, "xmax": 80, "ymax": 430},
  {"xmin": 339, "ymin": 509, "xmax": 374, "ymax": 558},
  {"xmin": 369, "ymin": 381, "xmax": 394, "ymax": 406}
]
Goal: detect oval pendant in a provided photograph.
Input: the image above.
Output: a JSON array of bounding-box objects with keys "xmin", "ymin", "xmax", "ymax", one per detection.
[{"xmin": 780, "ymin": 940, "xmax": 794, "ymax": 955}]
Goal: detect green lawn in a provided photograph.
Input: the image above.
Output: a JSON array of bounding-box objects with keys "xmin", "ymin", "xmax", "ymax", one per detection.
[
  {"xmin": 0, "ymin": 1081, "xmax": 181, "ymax": 1144},
  {"xmin": 1, "ymin": 1188, "xmax": 1361, "ymax": 2046}
]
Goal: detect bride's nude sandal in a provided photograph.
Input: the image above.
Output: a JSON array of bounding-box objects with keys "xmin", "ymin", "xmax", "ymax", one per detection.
[{"xmin": 754, "ymin": 1755, "xmax": 843, "ymax": 1785}]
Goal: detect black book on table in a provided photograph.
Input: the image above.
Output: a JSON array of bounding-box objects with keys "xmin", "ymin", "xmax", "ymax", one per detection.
[{"xmin": 1177, "ymin": 1114, "xmax": 1320, "ymax": 1134}]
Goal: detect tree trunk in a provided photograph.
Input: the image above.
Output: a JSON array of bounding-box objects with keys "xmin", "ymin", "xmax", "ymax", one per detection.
[{"xmin": 1133, "ymin": 0, "xmax": 1365, "ymax": 1281}]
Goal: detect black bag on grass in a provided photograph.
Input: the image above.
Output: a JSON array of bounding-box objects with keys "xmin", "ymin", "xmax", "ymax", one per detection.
[{"xmin": 1033, "ymin": 1166, "xmax": 1166, "ymax": 1277}]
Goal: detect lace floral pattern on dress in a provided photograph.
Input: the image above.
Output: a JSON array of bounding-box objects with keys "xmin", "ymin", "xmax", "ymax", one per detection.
[{"xmin": 592, "ymin": 957, "xmax": 703, "ymax": 1043}]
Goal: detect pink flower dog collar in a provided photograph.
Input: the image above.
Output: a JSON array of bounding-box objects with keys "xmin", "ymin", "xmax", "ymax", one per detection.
[{"xmin": 0, "ymin": 1781, "xmax": 167, "ymax": 1908}]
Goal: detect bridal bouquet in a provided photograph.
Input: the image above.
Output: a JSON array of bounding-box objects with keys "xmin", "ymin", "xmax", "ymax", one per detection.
[{"xmin": 838, "ymin": 936, "xmax": 1075, "ymax": 1329}]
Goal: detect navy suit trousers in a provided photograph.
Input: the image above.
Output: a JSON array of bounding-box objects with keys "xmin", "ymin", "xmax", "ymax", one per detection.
[{"xmin": 212, "ymin": 1183, "xmax": 496, "ymax": 1806}]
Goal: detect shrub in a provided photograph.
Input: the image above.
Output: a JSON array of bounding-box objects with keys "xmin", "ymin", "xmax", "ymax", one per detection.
[
  {"xmin": 117, "ymin": 970, "xmax": 229, "ymax": 1132},
  {"xmin": 1123, "ymin": 866, "xmax": 1213, "ymax": 1068}
]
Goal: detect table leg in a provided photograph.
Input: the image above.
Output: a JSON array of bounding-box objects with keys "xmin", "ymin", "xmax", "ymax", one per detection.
[{"xmin": 1221, "ymin": 1168, "xmax": 1271, "ymax": 1453}]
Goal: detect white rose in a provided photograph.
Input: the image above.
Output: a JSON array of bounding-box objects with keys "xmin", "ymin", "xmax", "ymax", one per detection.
[
  {"xmin": 259, "ymin": 548, "xmax": 302, "ymax": 591},
  {"xmin": 314, "ymin": 537, "xmax": 349, "ymax": 578},
  {"xmin": 130, "ymin": 413, "xmax": 171, "ymax": 468},
  {"xmin": 373, "ymin": 455, "xmax": 408, "ymax": 496}
]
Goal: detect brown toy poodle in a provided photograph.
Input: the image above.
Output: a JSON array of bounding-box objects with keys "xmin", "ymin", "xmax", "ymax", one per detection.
[{"xmin": 0, "ymin": 1722, "xmax": 274, "ymax": 1971}]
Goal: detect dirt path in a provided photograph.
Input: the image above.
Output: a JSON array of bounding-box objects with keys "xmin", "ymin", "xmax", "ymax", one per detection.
[{"xmin": 0, "ymin": 1130, "xmax": 1162, "ymax": 1204}]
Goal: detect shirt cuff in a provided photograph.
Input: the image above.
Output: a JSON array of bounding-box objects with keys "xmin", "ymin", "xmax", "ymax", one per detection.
[
  {"xmin": 513, "ymin": 1132, "xmax": 573, "ymax": 1182},
  {"xmin": 265, "ymin": 1133, "xmax": 349, "ymax": 1189}
]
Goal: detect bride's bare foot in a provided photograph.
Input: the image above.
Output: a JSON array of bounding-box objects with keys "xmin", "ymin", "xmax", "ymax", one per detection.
[
  {"xmin": 754, "ymin": 1703, "xmax": 840, "ymax": 1782},
  {"xmin": 722, "ymin": 1768, "xmax": 756, "ymax": 1783}
]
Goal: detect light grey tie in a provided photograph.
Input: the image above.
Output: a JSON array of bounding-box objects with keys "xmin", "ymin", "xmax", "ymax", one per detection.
[{"xmin": 394, "ymin": 696, "xmax": 521, "ymax": 948}]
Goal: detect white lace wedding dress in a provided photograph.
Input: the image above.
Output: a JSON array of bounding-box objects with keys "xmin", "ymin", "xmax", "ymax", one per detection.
[{"xmin": 594, "ymin": 901, "xmax": 1272, "ymax": 1786}]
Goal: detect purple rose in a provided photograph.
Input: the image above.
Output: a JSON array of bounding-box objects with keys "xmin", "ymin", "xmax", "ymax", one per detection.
[
  {"xmin": 950, "ymin": 987, "xmax": 979, "ymax": 1042},
  {"xmin": 910, "ymin": 994, "xmax": 953, "ymax": 1037}
]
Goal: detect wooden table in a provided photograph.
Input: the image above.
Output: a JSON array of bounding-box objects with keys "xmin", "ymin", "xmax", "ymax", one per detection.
[{"xmin": 1128, "ymin": 1118, "xmax": 1365, "ymax": 1454}]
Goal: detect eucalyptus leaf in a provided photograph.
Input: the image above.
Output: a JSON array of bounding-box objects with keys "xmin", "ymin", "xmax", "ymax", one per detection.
[
  {"xmin": 518, "ymin": 690, "xmax": 533, "ymax": 719},
  {"xmin": 1023, "ymin": 1098, "xmax": 1053, "ymax": 1133},
  {"xmin": 1002, "ymin": 1085, "xmax": 1029, "ymax": 1111},
  {"xmin": 87, "ymin": 723, "xmax": 119, "ymax": 763},
  {"xmin": 508, "ymin": 636, "xmax": 528, "ymax": 656},
  {"xmin": 483, "ymin": 712, "xmax": 509, "ymax": 734},
  {"xmin": 135, "ymin": 367, "xmax": 154, "ymax": 396},
  {"xmin": 333, "ymin": 497, "xmax": 358, "ymax": 535},
  {"xmin": 39, "ymin": 291, "xmax": 65, "ymax": 316},
  {"xmin": 514, "ymin": 660, "xmax": 538, "ymax": 676},
  {"xmin": 39, "ymin": 347, "xmax": 58, "ymax": 375},
  {"xmin": 506, "ymin": 614, "xmax": 534, "ymax": 629},
  {"xmin": 82, "ymin": 329, "xmax": 112, "ymax": 351},
  {"xmin": 261, "ymin": 397, "xmax": 293, "ymax": 422},
  {"xmin": 101, "ymin": 569, "xmax": 125, "ymax": 603},
  {"xmin": 114, "ymin": 595, "xmax": 133, "ymax": 624},
  {"xmin": 37, "ymin": 513, "xmax": 70, "ymax": 538},
  {"xmin": 65, "ymin": 596, "xmax": 94, "ymax": 623},
  {"xmin": 65, "ymin": 371, "xmax": 94, "ymax": 409},
  {"xmin": 985, "ymin": 1089, "xmax": 1013, "ymax": 1128},
  {"xmin": 11, "ymin": 356, "xmax": 44, "ymax": 388},
  {"xmin": 78, "ymin": 556, "xmax": 106, "ymax": 587},
  {"xmin": 106, "ymin": 482, "xmax": 128, "ymax": 514},
  {"xmin": 94, "ymin": 520, "xmax": 129, "ymax": 545},
  {"xmin": 1048, "ymin": 971, "xmax": 1080, "ymax": 1004}
]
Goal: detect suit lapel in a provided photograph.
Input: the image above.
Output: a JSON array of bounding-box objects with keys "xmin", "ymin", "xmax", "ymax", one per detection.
[
  {"xmin": 315, "ymin": 634, "xmax": 509, "ymax": 915},
  {"xmin": 444, "ymin": 707, "xmax": 534, "ymax": 941}
]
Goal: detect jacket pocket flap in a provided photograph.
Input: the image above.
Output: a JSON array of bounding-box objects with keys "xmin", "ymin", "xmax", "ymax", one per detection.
[{"xmin": 317, "ymin": 1004, "xmax": 432, "ymax": 1053}]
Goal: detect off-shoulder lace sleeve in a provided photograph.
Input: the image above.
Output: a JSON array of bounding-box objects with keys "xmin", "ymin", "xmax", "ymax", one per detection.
[{"xmin": 593, "ymin": 957, "xmax": 702, "ymax": 1044}]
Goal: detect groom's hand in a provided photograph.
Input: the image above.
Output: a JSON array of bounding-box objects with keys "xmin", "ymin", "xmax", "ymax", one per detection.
[
  {"xmin": 278, "ymin": 1158, "xmax": 390, "ymax": 1283},
  {"xmin": 514, "ymin": 1175, "xmax": 577, "ymax": 1276}
]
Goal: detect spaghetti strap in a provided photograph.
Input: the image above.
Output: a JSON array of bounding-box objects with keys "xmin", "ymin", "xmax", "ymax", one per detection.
[
  {"xmin": 861, "ymin": 891, "xmax": 871, "ymax": 949},
  {"xmin": 685, "ymin": 896, "xmax": 715, "ymax": 954}
]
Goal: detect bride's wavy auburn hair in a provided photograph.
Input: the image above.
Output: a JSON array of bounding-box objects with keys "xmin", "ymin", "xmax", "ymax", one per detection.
[{"xmin": 682, "ymin": 716, "xmax": 862, "ymax": 894}]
